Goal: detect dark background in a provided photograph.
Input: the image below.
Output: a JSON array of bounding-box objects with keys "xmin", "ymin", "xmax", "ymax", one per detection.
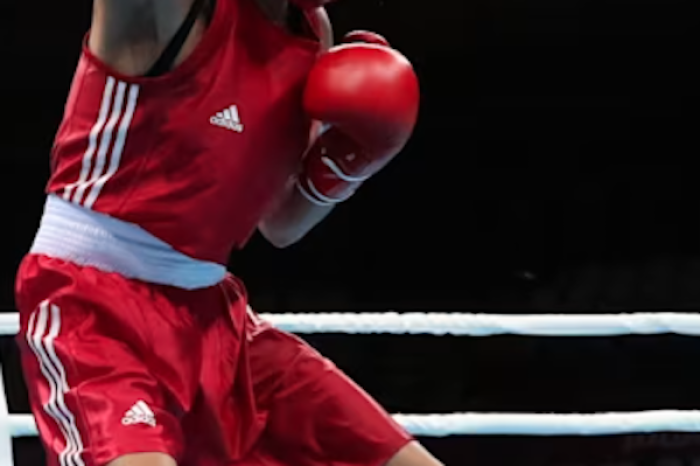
[{"xmin": 2, "ymin": 0, "xmax": 700, "ymax": 464}]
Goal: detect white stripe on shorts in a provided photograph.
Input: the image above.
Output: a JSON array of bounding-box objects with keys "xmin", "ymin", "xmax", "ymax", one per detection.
[{"xmin": 26, "ymin": 301, "xmax": 86, "ymax": 466}]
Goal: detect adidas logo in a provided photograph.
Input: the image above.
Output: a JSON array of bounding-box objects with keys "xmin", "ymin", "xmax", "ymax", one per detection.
[
  {"xmin": 210, "ymin": 105, "xmax": 244, "ymax": 132},
  {"xmin": 121, "ymin": 400, "xmax": 156, "ymax": 427}
]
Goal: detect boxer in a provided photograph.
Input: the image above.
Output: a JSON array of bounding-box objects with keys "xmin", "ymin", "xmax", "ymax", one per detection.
[{"xmin": 15, "ymin": 0, "xmax": 441, "ymax": 465}]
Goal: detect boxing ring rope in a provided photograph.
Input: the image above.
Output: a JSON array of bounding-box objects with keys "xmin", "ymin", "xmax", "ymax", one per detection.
[
  {"xmin": 2, "ymin": 311, "xmax": 700, "ymax": 441},
  {"xmin": 3, "ymin": 312, "xmax": 700, "ymax": 336},
  {"xmin": 0, "ymin": 348, "xmax": 12, "ymax": 464},
  {"xmin": 6, "ymin": 410, "xmax": 700, "ymax": 438}
]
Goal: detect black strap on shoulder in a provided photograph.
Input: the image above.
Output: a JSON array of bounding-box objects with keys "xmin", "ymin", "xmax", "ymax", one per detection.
[
  {"xmin": 145, "ymin": 0, "xmax": 209, "ymax": 77},
  {"xmin": 286, "ymin": 4, "xmax": 318, "ymax": 40},
  {"xmin": 287, "ymin": 5, "xmax": 306, "ymax": 37}
]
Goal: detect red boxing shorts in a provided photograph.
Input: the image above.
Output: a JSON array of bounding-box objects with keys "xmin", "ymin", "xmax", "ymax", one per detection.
[{"xmin": 15, "ymin": 254, "xmax": 412, "ymax": 466}]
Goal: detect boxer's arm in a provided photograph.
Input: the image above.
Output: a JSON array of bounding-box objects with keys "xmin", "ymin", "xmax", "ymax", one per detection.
[
  {"xmin": 258, "ymin": 185, "xmax": 335, "ymax": 248},
  {"xmin": 257, "ymin": 8, "xmax": 334, "ymax": 248},
  {"xmin": 90, "ymin": 0, "xmax": 200, "ymax": 76}
]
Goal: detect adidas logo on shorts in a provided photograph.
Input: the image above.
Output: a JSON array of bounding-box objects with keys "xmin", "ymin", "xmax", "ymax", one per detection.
[{"xmin": 121, "ymin": 400, "xmax": 157, "ymax": 427}]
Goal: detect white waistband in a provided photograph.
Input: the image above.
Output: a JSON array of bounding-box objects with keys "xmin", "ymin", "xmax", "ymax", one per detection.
[{"xmin": 30, "ymin": 195, "xmax": 226, "ymax": 289}]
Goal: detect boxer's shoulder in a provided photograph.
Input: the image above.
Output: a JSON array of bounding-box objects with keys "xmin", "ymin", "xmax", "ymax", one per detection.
[{"xmin": 88, "ymin": 0, "xmax": 214, "ymax": 77}]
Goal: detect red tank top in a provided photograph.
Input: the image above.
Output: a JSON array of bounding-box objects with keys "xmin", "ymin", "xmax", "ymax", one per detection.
[{"xmin": 47, "ymin": 0, "xmax": 320, "ymax": 264}]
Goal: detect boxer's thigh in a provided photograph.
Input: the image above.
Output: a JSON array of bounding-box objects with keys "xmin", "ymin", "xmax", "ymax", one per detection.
[
  {"xmin": 247, "ymin": 324, "xmax": 413, "ymax": 466},
  {"xmin": 16, "ymin": 256, "xmax": 195, "ymax": 466}
]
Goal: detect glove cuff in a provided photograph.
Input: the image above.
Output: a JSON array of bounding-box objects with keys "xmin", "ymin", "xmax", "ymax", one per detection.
[{"xmin": 296, "ymin": 176, "xmax": 357, "ymax": 206}]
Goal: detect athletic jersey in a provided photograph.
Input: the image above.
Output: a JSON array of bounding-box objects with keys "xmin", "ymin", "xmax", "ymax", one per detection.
[{"xmin": 46, "ymin": 0, "xmax": 320, "ymax": 264}]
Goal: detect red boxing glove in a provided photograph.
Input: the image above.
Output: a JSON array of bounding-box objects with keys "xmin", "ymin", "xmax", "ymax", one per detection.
[
  {"xmin": 342, "ymin": 30, "xmax": 390, "ymax": 47},
  {"xmin": 297, "ymin": 39, "xmax": 420, "ymax": 205}
]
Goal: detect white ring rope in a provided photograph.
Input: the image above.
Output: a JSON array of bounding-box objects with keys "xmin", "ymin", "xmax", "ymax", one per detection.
[
  {"xmin": 7, "ymin": 411, "xmax": 700, "ymax": 438},
  {"xmin": 2, "ymin": 312, "xmax": 700, "ymax": 336},
  {"xmin": 0, "ymin": 361, "xmax": 13, "ymax": 461},
  {"xmin": 2, "ymin": 311, "xmax": 700, "ymax": 441},
  {"xmin": 262, "ymin": 312, "xmax": 700, "ymax": 336}
]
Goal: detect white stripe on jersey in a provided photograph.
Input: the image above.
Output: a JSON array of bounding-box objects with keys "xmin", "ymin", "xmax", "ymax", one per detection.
[
  {"xmin": 84, "ymin": 84, "xmax": 140, "ymax": 209},
  {"xmin": 63, "ymin": 76, "xmax": 116, "ymax": 202},
  {"xmin": 72, "ymin": 80, "xmax": 127, "ymax": 205},
  {"xmin": 62, "ymin": 77, "xmax": 139, "ymax": 209}
]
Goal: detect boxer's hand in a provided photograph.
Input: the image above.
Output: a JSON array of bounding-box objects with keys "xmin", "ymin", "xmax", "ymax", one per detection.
[{"xmin": 297, "ymin": 38, "xmax": 420, "ymax": 205}]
